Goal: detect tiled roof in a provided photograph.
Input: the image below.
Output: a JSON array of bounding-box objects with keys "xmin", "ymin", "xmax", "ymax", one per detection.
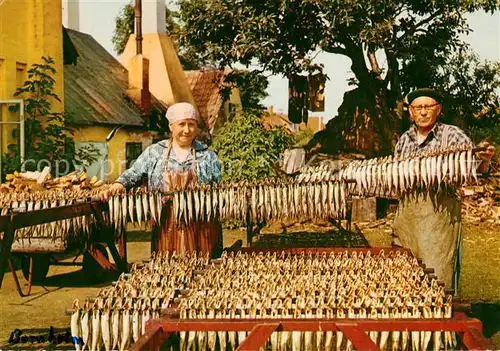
[
  {"xmin": 64, "ymin": 29, "xmax": 145, "ymax": 126},
  {"xmin": 184, "ymin": 69, "xmax": 229, "ymax": 131},
  {"xmin": 262, "ymin": 112, "xmax": 294, "ymax": 133}
]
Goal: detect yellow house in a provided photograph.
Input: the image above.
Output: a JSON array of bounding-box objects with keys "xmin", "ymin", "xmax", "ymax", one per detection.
[
  {"xmin": 64, "ymin": 29, "xmax": 167, "ymax": 182},
  {"xmin": 0, "ymin": 0, "xmax": 64, "ymax": 175}
]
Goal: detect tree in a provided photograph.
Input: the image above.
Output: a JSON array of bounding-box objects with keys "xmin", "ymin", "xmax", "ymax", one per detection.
[
  {"xmin": 293, "ymin": 127, "xmax": 315, "ymax": 148},
  {"xmin": 177, "ymin": 0, "xmax": 500, "ymax": 156},
  {"xmin": 211, "ymin": 111, "xmax": 294, "ymax": 181},
  {"xmin": 111, "ymin": 2, "xmax": 135, "ymax": 56},
  {"xmin": 223, "ymin": 70, "xmax": 269, "ymax": 111},
  {"xmin": 438, "ymin": 50, "xmax": 500, "ymax": 145},
  {"xmin": 2, "ymin": 57, "xmax": 100, "ymax": 180}
]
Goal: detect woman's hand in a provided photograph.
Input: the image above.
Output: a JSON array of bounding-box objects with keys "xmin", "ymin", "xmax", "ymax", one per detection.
[{"xmin": 99, "ymin": 182, "xmax": 125, "ymax": 202}]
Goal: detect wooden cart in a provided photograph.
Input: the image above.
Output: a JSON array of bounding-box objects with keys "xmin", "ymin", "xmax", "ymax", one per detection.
[{"xmin": 0, "ymin": 200, "xmax": 128, "ymax": 296}]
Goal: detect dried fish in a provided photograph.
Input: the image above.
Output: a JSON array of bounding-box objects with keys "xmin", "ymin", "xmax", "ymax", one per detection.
[{"xmin": 71, "ymin": 299, "xmax": 81, "ymax": 351}]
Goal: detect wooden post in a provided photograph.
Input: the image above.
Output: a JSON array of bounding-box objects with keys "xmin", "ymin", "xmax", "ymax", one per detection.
[
  {"xmin": 351, "ymin": 197, "xmax": 377, "ymax": 222},
  {"xmin": 0, "ymin": 215, "xmax": 15, "ymax": 287}
]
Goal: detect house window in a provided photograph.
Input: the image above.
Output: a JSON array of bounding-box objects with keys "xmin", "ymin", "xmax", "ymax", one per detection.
[
  {"xmin": 16, "ymin": 62, "xmax": 27, "ymax": 90},
  {"xmin": 126, "ymin": 142, "xmax": 143, "ymax": 169}
]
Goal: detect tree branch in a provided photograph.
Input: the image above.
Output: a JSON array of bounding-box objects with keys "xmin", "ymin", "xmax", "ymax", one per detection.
[
  {"xmin": 344, "ymin": 41, "xmax": 372, "ymax": 89},
  {"xmin": 384, "ymin": 48, "xmax": 399, "ymax": 93},
  {"xmin": 321, "ymin": 44, "xmax": 349, "ymax": 56},
  {"xmin": 397, "ymin": 10, "xmax": 441, "ymax": 41},
  {"xmin": 367, "ymin": 50, "xmax": 383, "ymax": 80}
]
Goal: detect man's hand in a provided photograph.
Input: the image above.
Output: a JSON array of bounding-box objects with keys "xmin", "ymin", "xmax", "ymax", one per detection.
[
  {"xmin": 476, "ymin": 141, "xmax": 496, "ymax": 173},
  {"xmin": 477, "ymin": 141, "xmax": 495, "ymax": 161},
  {"xmin": 99, "ymin": 183, "xmax": 125, "ymax": 202}
]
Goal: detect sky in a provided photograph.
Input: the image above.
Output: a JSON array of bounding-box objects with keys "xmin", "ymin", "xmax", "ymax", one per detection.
[{"xmin": 74, "ymin": 1, "xmax": 499, "ymax": 122}]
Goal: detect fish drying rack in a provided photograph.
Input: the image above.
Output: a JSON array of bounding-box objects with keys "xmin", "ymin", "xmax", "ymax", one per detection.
[
  {"xmin": 0, "ymin": 199, "xmax": 128, "ymax": 296},
  {"xmin": 129, "ymin": 247, "xmax": 495, "ymax": 351}
]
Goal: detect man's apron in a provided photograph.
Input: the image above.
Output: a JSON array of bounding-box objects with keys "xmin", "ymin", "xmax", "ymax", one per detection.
[
  {"xmin": 393, "ymin": 188, "xmax": 462, "ymax": 291},
  {"xmin": 393, "ymin": 124, "xmax": 463, "ymax": 292},
  {"xmin": 150, "ymin": 144, "xmax": 222, "ymax": 257}
]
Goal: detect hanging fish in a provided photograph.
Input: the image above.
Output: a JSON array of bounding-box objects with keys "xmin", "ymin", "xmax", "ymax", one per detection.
[
  {"xmin": 120, "ymin": 300, "xmax": 131, "ymax": 351},
  {"xmin": 100, "ymin": 300, "xmax": 111, "ymax": 351},
  {"xmin": 193, "ymin": 188, "xmax": 200, "ymax": 222},
  {"xmin": 70, "ymin": 299, "xmax": 81, "ymax": 351},
  {"xmin": 459, "ymin": 149, "xmax": 467, "ymax": 184},
  {"xmin": 206, "ymin": 185, "xmax": 212, "ymax": 222},
  {"xmin": 91, "ymin": 302, "xmax": 101, "ymax": 351},
  {"xmin": 186, "ymin": 190, "xmax": 193, "ymax": 224},
  {"xmin": 128, "ymin": 190, "xmax": 135, "ymax": 225},
  {"xmin": 149, "ymin": 192, "xmax": 157, "ymax": 224},
  {"xmin": 111, "ymin": 299, "xmax": 121, "ymax": 351},
  {"xmin": 135, "ymin": 190, "xmax": 143, "ymax": 226},
  {"xmin": 80, "ymin": 301, "xmax": 91, "ymax": 351},
  {"xmin": 141, "ymin": 192, "xmax": 149, "ymax": 222}
]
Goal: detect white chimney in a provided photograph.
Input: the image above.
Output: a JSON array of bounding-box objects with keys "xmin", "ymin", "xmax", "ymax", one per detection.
[
  {"xmin": 62, "ymin": 0, "xmax": 80, "ymax": 31},
  {"xmin": 142, "ymin": 0, "xmax": 166, "ymax": 34}
]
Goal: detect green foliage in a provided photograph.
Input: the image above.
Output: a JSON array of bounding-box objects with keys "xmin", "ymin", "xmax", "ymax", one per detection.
[
  {"xmin": 177, "ymin": 0, "xmax": 500, "ymax": 153},
  {"xmin": 223, "ymin": 70, "xmax": 269, "ymax": 111},
  {"xmin": 2, "ymin": 57, "xmax": 100, "ymax": 180},
  {"xmin": 211, "ymin": 111, "xmax": 294, "ymax": 182},
  {"xmin": 178, "ymin": 0, "xmax": 498, "ymax": 78},
  {"xmin": 294, "ymin": 127, "xmax": 315, "ymax": 148},
  {"xmin": 436, "ymin": 50, "xmax": 500, "ymax": 145},
  {"xmin": 112, "ymin": 3, "xmax": 135, "ymax": 56}
]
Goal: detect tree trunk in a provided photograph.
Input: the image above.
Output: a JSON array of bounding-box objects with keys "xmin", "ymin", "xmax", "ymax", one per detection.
[{"xmin": 307, "ymin": 84, "xmax": 403, "ymax": 158}]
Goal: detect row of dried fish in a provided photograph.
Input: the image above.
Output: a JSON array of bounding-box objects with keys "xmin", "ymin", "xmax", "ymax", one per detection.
[
  {"xmin": 106, "ymin": 189, "xmax": 162, "ymax": 229},
  {"xmin": 295, "ymin": 144, "xmax": 481, "ymax": 198},
  {"xmin": 344, "ymin": 145, "xmax": 479, "ymax": 197},
  {"xmin": 68, "ymin": 252, "xmax": 213, "ymax": 351},
  {"xmin": 171, "ymin": 179, "xmax": 349, "ymax": 225},
  {"xmin": 181, "ymin": 252, "xmax": 447, "ymax": 313},
  {"xmin": 175, "ymin": 251, "xmax": 454, "ymax": 351},
  {"xmin": 1, "ymin": 178, "xmax": 350, "ymax": 231},
  {"xmin": 70, "ymin": 297, "xmax": 161, "ymax": 351},
  {"xmin": 0, "ymin": 188, "xmax": 102, "ymax": 241},
  {"xmin": 178, "ymin": 295, "xmax": 455, "ymax": 351}
]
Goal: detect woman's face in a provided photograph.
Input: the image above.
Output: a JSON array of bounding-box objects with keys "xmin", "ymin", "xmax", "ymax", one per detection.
[{"xmin": 171, "ymin": 119, "xmax": 199, "ymax": 147}]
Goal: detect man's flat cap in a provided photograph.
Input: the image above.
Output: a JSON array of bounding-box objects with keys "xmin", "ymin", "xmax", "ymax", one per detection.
[{"xmin": 405, "ymin": 88, "xmax": 442, "ymax": 105}]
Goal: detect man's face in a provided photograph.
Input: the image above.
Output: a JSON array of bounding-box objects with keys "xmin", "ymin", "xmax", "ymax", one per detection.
[
  {"xmin": 409, "ymin": 96, "xmax": 442, "ymax": 130},
  {"xmin": 171, "ymin": 119, "xmax": 199, "ymax": 147}
]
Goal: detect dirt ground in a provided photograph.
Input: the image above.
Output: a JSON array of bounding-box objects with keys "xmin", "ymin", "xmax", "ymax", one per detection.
[{"xmin": 1, "ymin": 220, "xmax": 499, "ymax": 349}]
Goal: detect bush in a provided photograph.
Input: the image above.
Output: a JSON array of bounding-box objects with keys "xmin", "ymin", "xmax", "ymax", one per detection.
[{"xmin": 211, "ymin": 110, "xmax": 294, "ymax": 182}]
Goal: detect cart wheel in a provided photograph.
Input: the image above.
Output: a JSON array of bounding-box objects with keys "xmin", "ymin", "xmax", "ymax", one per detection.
[
  {"xmin": 21, "ymin": 255, "xmax": 50, "ymax": 283},
  {"xmin": 83, "ymin": 244, "xmax": 109, "ymax": 281}
]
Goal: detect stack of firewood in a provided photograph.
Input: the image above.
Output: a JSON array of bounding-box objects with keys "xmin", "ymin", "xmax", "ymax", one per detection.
[
  {"xmin": 0, "ymin": 168, "xmax": 105, "ymax": 193},
  {"xmin": 461, "ymin": 161, "xmax": 499, "ymax": 224}
]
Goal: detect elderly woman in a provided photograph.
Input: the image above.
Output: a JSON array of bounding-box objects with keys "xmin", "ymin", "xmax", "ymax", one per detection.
[{"xmin": 100, "ymin": 102, "xmax": 222, "ymax": 256}]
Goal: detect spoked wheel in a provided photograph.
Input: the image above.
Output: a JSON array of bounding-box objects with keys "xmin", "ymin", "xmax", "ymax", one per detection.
[
  {"xmin": 82, "ymin": 243, "xmax": 110, "ymax": 282},
  {"xmin": 20, "ymin": 254, "xmax": 51, "ymax": 283},
  {"xmin": 9, "ymin": 254, "xmax": 51, "ymax": 297}
]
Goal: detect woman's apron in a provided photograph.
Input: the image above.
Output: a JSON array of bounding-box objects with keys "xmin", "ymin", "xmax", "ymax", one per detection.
[
  {"xmin": 150, "ymin": 144, "xmax": 222, "ymax": 257},
  {"xmin": 393, "ymin": 188, "xmax": 462, "ymax": 292}
]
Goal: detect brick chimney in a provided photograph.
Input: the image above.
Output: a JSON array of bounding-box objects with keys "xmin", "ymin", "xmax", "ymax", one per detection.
[{"xmin": 126, "ymin": 0, "xmax": 151, "ymax": 115}]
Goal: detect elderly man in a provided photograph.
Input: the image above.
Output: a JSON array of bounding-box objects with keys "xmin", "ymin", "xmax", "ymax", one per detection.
[{"xmin": 392, "ymin": 88, "xmax": 495, "ymax": 293}]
